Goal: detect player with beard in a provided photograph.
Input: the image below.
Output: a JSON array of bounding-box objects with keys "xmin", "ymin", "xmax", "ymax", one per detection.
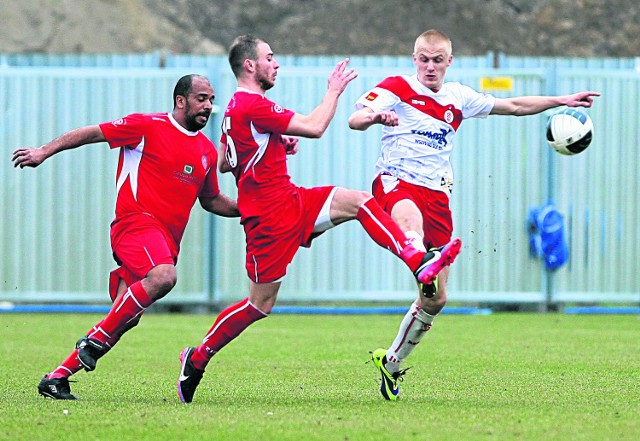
[
  {"xmin": 176, "ymin": 35, "xmax": 462, "ymax": 403},
  {"xmin": 13, "ymin": 74, "xmax": 240, "ymax": 400}
]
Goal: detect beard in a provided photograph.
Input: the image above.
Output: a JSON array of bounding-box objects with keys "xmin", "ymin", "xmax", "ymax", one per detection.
[
  {"xmin": 256, "ymin": 68, "xmax": 275, "ymax": 91},
  {"xmin": 259, "ymin": 78, "xmax": 274, "ymax": 91},
  {"xmin": 184, "ymin": 103, "xmax": 210, "ymax": 131},
  {"xmin": 184, "ymin": 113, "xmax": 208, "ymax": 131}
]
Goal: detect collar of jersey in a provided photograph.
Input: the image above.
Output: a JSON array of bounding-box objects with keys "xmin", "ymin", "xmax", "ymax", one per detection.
[
  {"xmin": 236, "ymin": 87, "xmax": 265, "ymax": 97},
  {"xmin": 168, "ymin": 112, "xmax": 199, "ymax": 137}
]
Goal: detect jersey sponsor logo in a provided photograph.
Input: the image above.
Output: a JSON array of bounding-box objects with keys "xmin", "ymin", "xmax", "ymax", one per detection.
[
  {"xmin": 272, "ymin": 104, "xmax": 284, "ymax": 113},
  {"xmin": 174, "ymin": 168, "xmax": 199, "ymax": 186},
  {"xmin": 411, "ymin": 128, "xmax": 452, "ymax": 151},
  {"xmin": 411, "ymin": 99, "xmax": 426, "ymax": 106},
  {"xmin": 366, "ymin": 92, "xmax": 378, "ymax": 101},
  {"xmin": 111, "ymin": 118, "xmax": 125, "ymax": 127}
]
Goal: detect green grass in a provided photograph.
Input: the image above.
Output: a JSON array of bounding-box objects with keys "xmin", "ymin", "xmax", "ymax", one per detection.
[{"xmin": 1, "ymin": 312, "xmax": 638, "ymax": 440}]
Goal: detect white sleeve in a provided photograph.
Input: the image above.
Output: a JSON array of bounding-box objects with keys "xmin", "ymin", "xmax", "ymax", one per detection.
[
  {"xmin": 458, "ymin": 84, "xmax": 496, "ymax": 119},
  {"xmin": 354, "ymin": 87, "xmax": 400, "ymax": 112}
]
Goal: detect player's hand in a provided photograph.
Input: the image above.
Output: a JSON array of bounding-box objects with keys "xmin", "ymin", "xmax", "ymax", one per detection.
[
  {"xmin": 11, "ymin": 147, "xmax": 47, "ymax": 168},
  {"xmin": 281, "ymin": 135, "xmax": 299, "ymax": 155},
  {"xmin": 566, "ymin": 91, "xmax": 600, "ymax": 108},
  {"xmin": 327, "ymin": 58, "xmax": 358, "ymax": 95},
  {"xmin": 371, "ymin": 110, "xmax": 399, "ymax": 127}
]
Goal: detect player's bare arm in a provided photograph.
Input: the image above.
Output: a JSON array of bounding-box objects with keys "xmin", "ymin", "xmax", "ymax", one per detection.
[
  {"xmin": 285, "ymin": 58, "xmax": 358, "ymax": 138},
  {"xmin": 491, "ymin": 91, "xmax": 600, "ymax": 116},
  {"xmin": 218, "ymin": 142, "xmax": 233, "ymax": 173},
  {"xmin": 348, "ymin": 107, "xmax": 399, "ymax": 131},
  {"xmin": 12, "ymin": 125, "xmax": 106, "ymax": 168},
  {"xmin": 199, "ymin": 193, "xmax": 239, "ymax": 217}
]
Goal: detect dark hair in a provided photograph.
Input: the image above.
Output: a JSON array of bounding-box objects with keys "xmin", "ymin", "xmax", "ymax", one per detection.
[
  {"xmin": 228, "ymin": 34, "xmax": 261, "ymax": 78},
  {"xmin": 173, "ymin": 74, "xmax": 208, "ymax": 108}
]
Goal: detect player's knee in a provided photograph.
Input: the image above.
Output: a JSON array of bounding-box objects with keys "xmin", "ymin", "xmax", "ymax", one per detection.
[
  {"xmin": 347, "ymin": 190, "xmax": 373, "ymax": 210},
  {"xmin": 146, "ymin": 265, "xmax": 177, "ymax": 298},
  {"xmin": 433, "ymin": 290, "xmax": 447, "ymax": 309},
  {"xmin": 332, "ymin": 188, "xmax": 375, "ymax": 220},
  {"xmin": 358, "ymin": 190, "xmax": 374, "ymax": 204},
  {"xmin": 419, "ymin": 287, "xmax": 448, "ymax": 313}
]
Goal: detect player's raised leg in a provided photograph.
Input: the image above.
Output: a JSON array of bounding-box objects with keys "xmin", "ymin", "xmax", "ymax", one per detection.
[{"xmin": 328, "ymin": 188, "xmax": 461, "ymax": 285}]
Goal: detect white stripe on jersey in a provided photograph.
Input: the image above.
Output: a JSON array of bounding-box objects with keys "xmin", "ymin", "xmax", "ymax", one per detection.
[
  {"xmin": 116, "ymin": 140, "xmax": 144, "ymax": 200},
  {"xmin": 244, "ymin": 121, "xmax": 270, "ymax": 175}
]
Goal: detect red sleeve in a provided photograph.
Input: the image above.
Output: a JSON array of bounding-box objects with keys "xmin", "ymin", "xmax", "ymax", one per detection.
[
  {"xmin": 98, "ymin": 113, "xmax": 147, "ymax": 149},
  {"xmin": 250, "ymin": 98, "xmax": 295, "ymax": 134},
  {"xmin": 198, "ymin": 148, "xmax": 220, "ymax": 199}
]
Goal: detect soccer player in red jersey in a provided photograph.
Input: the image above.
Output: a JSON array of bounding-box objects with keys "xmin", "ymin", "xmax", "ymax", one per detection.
[
  {"xmin": 12, "ymin": 74, "xmax": 239, "ymax": 400},
  {"xmin": 176, "ymin": 35, "xmax": 462, "ymax": 404},
  {"xmin": 349, "ymin": 29, "xmax": 599, "ymax": 400}
]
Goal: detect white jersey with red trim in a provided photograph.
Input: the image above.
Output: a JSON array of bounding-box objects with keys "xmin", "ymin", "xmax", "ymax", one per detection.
[{"xmin": 354, "ymin": 74, "xmax": 496, "ymax": 194}]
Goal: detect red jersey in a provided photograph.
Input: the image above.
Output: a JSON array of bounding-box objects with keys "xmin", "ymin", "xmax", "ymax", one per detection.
[
  {"xmin": 220, "ymin": 89, "xmax": 295, "ymax": 221},
  {"xmin": 99, "ymin": 112, "xmax": 220, "ymax": 248}
]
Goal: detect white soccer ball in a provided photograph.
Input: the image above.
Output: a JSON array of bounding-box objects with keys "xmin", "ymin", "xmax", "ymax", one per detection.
[{"xmin": 545, "ymin": 108, "xmax": 594, "ymax": 155}]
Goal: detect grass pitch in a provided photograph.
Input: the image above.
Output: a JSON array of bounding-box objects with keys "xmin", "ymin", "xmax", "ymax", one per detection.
[{"xmin": 1, "ymin": 311, "xmax": 638, "ymax": 440}]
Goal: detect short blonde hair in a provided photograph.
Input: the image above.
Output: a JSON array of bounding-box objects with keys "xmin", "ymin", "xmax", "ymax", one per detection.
[{"xmin": 414, "ymin": 29, "xmax": 452, "ymax": 55}]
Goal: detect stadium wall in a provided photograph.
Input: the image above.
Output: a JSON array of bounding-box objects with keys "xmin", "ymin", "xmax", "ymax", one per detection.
[{"xmin": 1, "ymin": 54, "xmax": 638, "ymax": 308}]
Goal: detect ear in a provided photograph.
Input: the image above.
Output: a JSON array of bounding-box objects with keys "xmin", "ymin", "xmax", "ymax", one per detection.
[
  {"xmin": 176, "ymin": 95, "xmax": 186, "ymax": 108},
  {"xmin": 244, "ymin": 58, "xmax": 255, "ymax": 72}
]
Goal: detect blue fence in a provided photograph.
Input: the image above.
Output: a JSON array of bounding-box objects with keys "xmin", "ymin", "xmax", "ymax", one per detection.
[{"xmin": 1, "ymin": 53, "xmax": 638, "ymax": 307}]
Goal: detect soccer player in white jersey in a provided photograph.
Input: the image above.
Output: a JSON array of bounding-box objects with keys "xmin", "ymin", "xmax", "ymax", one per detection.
[{"xmin": 348, "ymin": 29, "xmax": 599, "ymax": 400}]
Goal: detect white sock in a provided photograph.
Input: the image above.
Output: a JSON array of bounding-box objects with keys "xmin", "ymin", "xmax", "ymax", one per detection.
[
  {"xmin": 385, "ymin": 301, "xmax": 434, "ymax": 374},
  {"xmin": 405, "ymin": 230, "xmax": 426, "ymax": 252}
]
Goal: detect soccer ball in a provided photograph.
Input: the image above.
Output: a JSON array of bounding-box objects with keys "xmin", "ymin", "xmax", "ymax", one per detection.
[{"xmin": 545, "ymin": 108, "xmax": 594, "ymax": 155}]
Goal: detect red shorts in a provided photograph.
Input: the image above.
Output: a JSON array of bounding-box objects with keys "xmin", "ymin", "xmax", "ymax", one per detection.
[
  {"xmin": 108, "ymin": 214, "xmax": 177, "ymax": 299},
  {"xmin": 372, "ymin": 174, "xmax": 452, "ymax": 249},
  {"xmin": 243, "ymin": 185, "xmax": 334, "ymax": 283}
]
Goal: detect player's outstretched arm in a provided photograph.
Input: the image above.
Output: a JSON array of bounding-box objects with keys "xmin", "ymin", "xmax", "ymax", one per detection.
[
  {"xmin": 199, "ymin": 193, "xmax": 240, "ymax": 218},
  {"xmin": 562, "ymin": 91, "xmax": 601, "ymax": 108},
  {"xmin": 491, "ymin": 91, "xmax": 600, "ymax": 116},
  {"xmin": 285, "ymin": 58, "xmax": 358, "ymax": 138},
  {"xmin": 12, "ymin": 125, "xmax": 106, "ymax": 168}
]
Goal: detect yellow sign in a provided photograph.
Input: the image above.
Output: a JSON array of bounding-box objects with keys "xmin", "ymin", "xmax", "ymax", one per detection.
[{"xmin": 480, "ymin": 77, "xmax": 514, "ymax": 92}]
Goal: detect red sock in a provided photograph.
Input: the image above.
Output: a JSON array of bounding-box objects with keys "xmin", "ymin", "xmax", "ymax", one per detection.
[
  {"xmin": 48, "ymin": 349, "xmax": 83, "ymax": 379},
  {"xmin": 48, "ymin": 321, "xmax": 109, "ymax": 379},
  {"xmin": 191, "ymin": 297, "xmax": 267, "ymax": 370},
  {"xmin": 91, "ymin": 281, "xmax": 153, "ymax": 344},
  {"xmin": 47, "ymin": 299, "xmax": 145, "ymax": 379},
  {"xmin": 356, "ymin": 197, "xmax": 424, "ymax": 271}
]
